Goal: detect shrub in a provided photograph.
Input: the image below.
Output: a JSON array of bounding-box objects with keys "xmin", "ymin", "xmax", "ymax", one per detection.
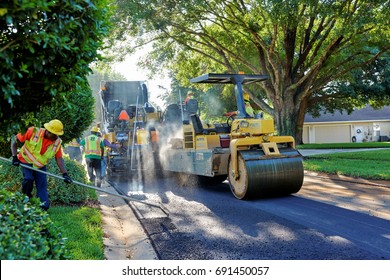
[
  {"xmin": 0, "ymin": 189, "xmax": 68, "ymax": 259},
  {"xmin": 0, "ymin": 156, "xmax": 94, "ymax": 205},
  {"xmin": 0, "ymin": 160, "xmax": 21, "ymax": 193},
  {"xmin": 47, "ymin": 156, "xmax": 93, "ymax": 204}
]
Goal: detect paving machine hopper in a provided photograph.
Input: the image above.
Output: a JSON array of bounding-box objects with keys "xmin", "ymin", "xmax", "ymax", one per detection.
[
  {"xmin": 99, "ymin": 80, "xmax": 161, "ymax": 174},
  {"xmin": 158, "ymin": 73, "xmax": 304, "ymax": 199}
]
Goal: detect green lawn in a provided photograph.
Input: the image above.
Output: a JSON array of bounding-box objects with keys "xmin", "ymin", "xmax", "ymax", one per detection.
[
  {"xmin": 49, "ymin": 206, "xmax": 104, "ymax": 260},
  {"xmin": 298, "ymin": 142, "xmax": 390, "ymax": 149},
  {"xmin": 303, "ymin": 149, "xmax": 390, "ymax": 180}
]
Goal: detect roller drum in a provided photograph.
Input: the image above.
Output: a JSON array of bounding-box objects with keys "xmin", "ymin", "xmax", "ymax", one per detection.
[{"xmin": 228, "ymin": 148, "xmax": 303, "ymax": 199}]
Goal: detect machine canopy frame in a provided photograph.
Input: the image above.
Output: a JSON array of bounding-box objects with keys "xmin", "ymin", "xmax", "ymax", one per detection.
[{"xmin": 190, "ymin": 73, "xmax": 269, "ymax": 119}]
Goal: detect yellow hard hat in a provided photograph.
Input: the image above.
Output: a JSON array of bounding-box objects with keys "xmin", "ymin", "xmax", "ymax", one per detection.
[
  {"xmin": 44, "ymin": 119, "xmax": 64, "ymax": 136},
  {"xmin": 243, "ymin": 92, "xmax": 250, "ymax": 101},
  {"xmin": 91, "ymin": 126, "xmax": 100, "ymax": 133},
  {"xmin": 187, "ymin": 91, "xmax": 194, "ymax": 96}
]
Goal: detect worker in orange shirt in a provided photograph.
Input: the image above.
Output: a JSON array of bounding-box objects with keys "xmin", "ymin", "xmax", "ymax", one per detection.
[
  {"xmin": 118, "ymin": 109, "xmax": 130, "ymax": 131},
  {"xmin": 11, "ymin": 119, "xmax": 72, "ymax": 210},
  {"xmin": 184, "ymin": 91, "xmax": 195, "ymax": 105}
]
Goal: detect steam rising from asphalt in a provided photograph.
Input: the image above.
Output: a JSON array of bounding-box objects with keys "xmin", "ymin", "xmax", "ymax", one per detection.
[{"xmin": 158, "ymin": 125, "xmax": 183, "ymax": 168}]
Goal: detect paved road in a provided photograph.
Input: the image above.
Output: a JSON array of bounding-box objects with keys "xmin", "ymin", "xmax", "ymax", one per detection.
[{"xmin": 109, "ymin": 168, "xmax": 390, "ymax": 260}]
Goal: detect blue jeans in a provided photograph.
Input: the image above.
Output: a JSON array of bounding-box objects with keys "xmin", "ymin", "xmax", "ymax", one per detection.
[
  {"xmin": 101, "ymin": 156, "xmax": 107, "ymax": 179},
  {"xmin": 22, "ymin": 164, "xmax": 50, "ymax": 210},
  {"xmin": 86, "ymin": 158, "xmax": 101, "ymax": 182}
]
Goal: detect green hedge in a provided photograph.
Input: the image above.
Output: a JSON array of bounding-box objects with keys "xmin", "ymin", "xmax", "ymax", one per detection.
[
  {"xmin": 0, "ymin": 189, "xmax": 68, "ymax": 259},
  {"xmin": 0, "ymin": 156, "xmax": 93, "ymax": 205}
]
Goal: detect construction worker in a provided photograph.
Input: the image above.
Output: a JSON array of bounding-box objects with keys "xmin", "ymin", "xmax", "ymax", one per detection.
[
  {"xmin": 65, "ymin": 138, "xmax": 82, "ymax": 163},
  {"xmin": 243, "ymin": 91, "xmax": 254, "ymax": 117},
  {"xmin": 80, "ymin": 127, "xmax": 104, "ymax": 187},
  {"xmin": 97, "ymin": 131, "xmax": 119, "ymax": 182},
  {"xmin": 223, "ymin": 91, "xmax": 254, "ymax": 118},
  {"xmin": 184, "ymin": 91, "xmax": 194, "ymax": 105},
  {"xmin": 118, "ymin": 109, "xmax": 130, "ymax": 131},
  {"xmin": 10, "ymin": 119, "xmax": 72, "ymax": 210}
]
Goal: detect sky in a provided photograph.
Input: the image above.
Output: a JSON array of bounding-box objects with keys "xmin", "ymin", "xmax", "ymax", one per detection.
[{"xmin": 112, "ymin": 50, "xmax": 170, "ymax": 109}]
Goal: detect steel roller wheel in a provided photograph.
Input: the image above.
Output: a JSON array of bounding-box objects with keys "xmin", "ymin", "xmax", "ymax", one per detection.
[
  {"xmin": 228, "ymin": 148, "xmax": 304, "ymax": 199},
  {"xmin": 228, "ymin": 153, "xmax": 250, "ymax": 199}
]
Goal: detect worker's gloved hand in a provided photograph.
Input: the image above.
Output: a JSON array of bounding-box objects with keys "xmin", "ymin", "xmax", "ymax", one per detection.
[
  {"xmin": 62, "ymin": 173, "xmax": 73, "ymax": 184},
  {"xmin": 12, "ymin": 155, "xmax": 20, "ymax": 166}
]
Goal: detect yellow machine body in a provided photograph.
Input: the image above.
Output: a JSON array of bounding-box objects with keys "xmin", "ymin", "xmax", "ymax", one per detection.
[
  {"xmin": 230, "ymin": 118, "xmax": 275, "ymax": 136},
  {"xmin": 160, "ymin": 73, "xmax": 304, "ymax": 199}
]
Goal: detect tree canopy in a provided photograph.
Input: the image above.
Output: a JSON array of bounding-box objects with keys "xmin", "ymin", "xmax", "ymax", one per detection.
[
  {"xmin": 112, "ymin": 0, "xmax": 390, "ymax": 143},
  {"xmin": 0, "ymin": 0, "xmax": 111, "ymax": 139},
  {"xmin": 309, "ymin": 56, "xmax": 390, "ymax": 117}
]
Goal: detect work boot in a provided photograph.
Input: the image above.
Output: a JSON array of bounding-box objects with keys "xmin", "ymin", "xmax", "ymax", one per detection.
[{"xmin": 96, "ymin": 178, "xmax": 101, "ymax": 188}]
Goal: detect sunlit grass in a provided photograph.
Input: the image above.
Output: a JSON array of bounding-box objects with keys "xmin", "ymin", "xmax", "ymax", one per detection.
[
  {"xmin": 49, "ymin": 206, "xmax": 104, "ymax": 260},
  {"xmin": 298, "ymin": 142, "xmax": 390, "ymax": 149},
  {"xmin": 303, "ymin": 150, "xmax": 390, "ymax": 180}
]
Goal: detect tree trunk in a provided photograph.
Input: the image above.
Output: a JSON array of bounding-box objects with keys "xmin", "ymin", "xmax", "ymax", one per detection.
[
  {"xmin": 294, "ymin": 97, "xmax": 309, "ymax": 145},
  {"xmin": 271, "ymin": 91, "xmax": 308, "ymax": 146},
  {"xmin": 274, "ymin": 106, "xmax": 299, "ymax": 143}
]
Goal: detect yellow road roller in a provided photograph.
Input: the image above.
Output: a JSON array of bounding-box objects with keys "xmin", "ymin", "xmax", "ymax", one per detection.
[{"xmin": 158, "ymin": 73, "xmax": 304, "ymax": 199}]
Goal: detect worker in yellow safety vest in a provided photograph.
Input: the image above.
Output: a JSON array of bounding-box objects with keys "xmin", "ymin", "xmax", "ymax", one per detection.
[
  {"xmin": 243, "ymin": 91, "xmax": 254, "ymax": 117},
  {"xmin": 223, "ymin": 91, "xmax": 254, "ymax": 118},
  {"xmin": 10, "ymin": 119, "xmax": 73, "ymax": 210},
  {"xmin": 97, "ymin": 131, "xmax": 120, "ymax": 182},
  {"xmin": 80, "ymin": 127, "xmax": 104, "ymax": 187}
]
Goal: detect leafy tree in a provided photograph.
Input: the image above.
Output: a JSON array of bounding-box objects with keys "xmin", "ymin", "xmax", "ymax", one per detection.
[
  {"xmin": 111, "ymin": 0, "xmax": 390, "ymax": 143},
  {"xmin": 0, "ymin": 80, "xmax": 95, "ymax": 158},
  {"xmin": 309, "ymin": 56, "xmax": 390, "ymax": 117},
  {"xmin": 35, "ymin": 80, "xmax": 96, "ymax": 143},
  {"xmin": 0, "ymin": 0, "xmax": 112, "ymax": 139}
]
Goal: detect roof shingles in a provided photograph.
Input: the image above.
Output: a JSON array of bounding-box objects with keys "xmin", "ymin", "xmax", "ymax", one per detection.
[{"xmin": 304, "ymin": 105, "xmax": 390, "ymax": 123}]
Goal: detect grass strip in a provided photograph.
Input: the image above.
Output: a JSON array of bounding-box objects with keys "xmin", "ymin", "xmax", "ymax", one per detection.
[
  {"xmin": 49, "ymin": 206, "xmax": 104, "ymax": 260},
  {"xmin": 298, "ymin": 142, "xmax": 390, "ymax": 149},
  {"xmin": 303, "ymin": 150, "xmax": 390, "ymax": 180}
]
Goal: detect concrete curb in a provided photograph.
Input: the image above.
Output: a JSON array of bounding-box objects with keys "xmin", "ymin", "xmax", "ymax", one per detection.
[{"xmin": 97, "ymin": 182, "xmax": 158, "ymax": 260}]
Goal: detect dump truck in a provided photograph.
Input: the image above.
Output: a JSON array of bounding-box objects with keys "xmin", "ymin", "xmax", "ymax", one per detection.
[
  {"xmin": 157, "ymin": 73, "xmax": 304, "ymax": 199},
  {"xmin": 99, "ymin": 80, "xmax": 162, "ymax": 173}
]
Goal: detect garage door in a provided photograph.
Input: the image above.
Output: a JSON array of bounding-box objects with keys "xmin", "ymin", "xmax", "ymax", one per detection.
[{"xmin": 315, "ymin": 125, "xmax": 351, "ymax": 143}]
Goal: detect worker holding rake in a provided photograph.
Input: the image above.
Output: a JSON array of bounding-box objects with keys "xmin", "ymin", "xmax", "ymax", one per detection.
[{"xmin": 11, "ymin": 119, "xmax": 73, "ymax": 210}]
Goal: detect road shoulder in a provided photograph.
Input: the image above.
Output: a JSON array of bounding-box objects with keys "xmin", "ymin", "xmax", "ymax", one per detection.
[{"xmin": 97, "ymin": 182, "xmax": 158, "ymax": 260}]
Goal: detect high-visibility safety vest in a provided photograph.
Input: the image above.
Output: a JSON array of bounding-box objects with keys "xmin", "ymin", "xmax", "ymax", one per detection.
[
  {"xmin": 245, "ymin": 101, "xmax": 254, "ymax": 117},
  {"xmin": 68, "ymin": 138, "xmax": 81, "ymax": 147},
  {"xmin": 20, "ymin": 128, "xmax": 62, "ymax": 168},
  {"xmin": 84, "ymin": 135, "xmax": 102, "ymax": 157}
]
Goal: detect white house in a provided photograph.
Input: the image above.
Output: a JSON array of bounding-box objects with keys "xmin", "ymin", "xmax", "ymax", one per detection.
[{"xmin": 303, "ymin": 105, "xmax": 390, "ymax": 143}]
